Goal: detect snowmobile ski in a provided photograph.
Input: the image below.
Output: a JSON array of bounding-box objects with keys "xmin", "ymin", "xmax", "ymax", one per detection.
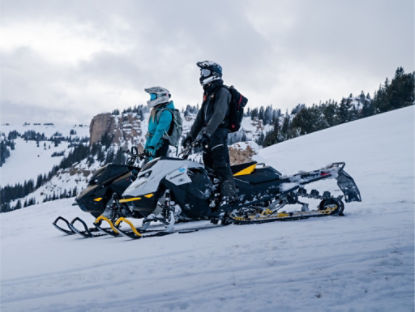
[
  {"xmin": 53, "ymin": 216, "xmax": 76, "ymax": 235},
  {"xmin": 113, "ymin": 217, "xmax": 223, "ymax": 239},
  {"xmin": 53, "ymin": 216, "xmax": 110, "ymax": 238}
]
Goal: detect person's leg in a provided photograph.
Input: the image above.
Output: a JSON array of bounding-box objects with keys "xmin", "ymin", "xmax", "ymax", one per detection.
[
  {"xmin": 208, "ymin": 129, "xmax": 237, "ymax": 201},
  {"xmin": 155, "ymin": 140, "xmax": 169, "ymax": 158}
]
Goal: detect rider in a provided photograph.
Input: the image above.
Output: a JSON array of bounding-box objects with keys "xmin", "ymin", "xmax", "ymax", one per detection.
[
  {"xmin": 144, "ymin": 86, "xmax": 175, "ymax": 160},
  {"xmin": 183, "ymin": 60, "xmax": 238, "ymax": 208}
]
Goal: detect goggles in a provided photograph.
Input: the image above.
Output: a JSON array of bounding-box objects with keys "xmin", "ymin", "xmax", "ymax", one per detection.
[
  {"xmin": 150, "ymin": 93, "xmax": 158, "ymax": 100},
  {"xmin": 200, "ymin": 68, "xmax": 212, "ymax": 78}
]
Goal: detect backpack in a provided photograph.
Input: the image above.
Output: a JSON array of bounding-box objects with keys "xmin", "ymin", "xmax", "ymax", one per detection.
[
  {"xmin": 157, "ymin": 108, "xmax": 183, "ymax": 147},
  {"xmin": 224, "ymin": 85, "xmax": 248, "ymax": 132}
]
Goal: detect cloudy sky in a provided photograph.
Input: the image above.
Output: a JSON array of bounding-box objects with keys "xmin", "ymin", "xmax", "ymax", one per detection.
[{"xmin": 0, "ymin": 0, "xmax": 413, "ymax": 125}]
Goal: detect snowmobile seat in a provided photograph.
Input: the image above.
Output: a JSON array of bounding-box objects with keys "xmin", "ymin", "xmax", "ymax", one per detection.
[{"xmin": 231, "ymin": 161, "xmax": 257, "ymax": 176}]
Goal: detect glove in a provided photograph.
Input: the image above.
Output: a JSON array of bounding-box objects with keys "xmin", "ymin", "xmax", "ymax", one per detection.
[
  {"xmin": 144, "ymin": 147, "xmax": 155, "ymax": 158},
  {"xmin": 194, "ymin": 131, "xmax": 210, "ymax": 150},
  {"xmin": 182, "ymin": 134, "xmax": 193, "ymax": 148}
]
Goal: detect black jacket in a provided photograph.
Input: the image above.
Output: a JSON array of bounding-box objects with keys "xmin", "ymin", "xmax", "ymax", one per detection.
[{"xmin": 190, "ymin": 80, "xmax": 231, "ymax": 139}]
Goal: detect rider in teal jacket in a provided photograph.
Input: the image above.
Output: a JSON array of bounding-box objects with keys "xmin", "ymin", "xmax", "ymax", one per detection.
[{"xmin": 144, "ymin": 87, "xmax": 174, "ymax": 160}]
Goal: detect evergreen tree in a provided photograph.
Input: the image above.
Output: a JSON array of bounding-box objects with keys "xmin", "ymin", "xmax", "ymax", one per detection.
[
  {"xmin": 263, "ymin": 118, "xmax": 280, "ymax": 147},
  {"xmin": 251, "ymin": 108, "xmax": 258, "ymax": 120},
  {"xmin": 15, "ymin": 200, "xmax": 22, "ymax": 210}
]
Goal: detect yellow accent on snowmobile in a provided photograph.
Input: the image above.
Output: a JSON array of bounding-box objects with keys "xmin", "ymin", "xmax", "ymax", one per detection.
[
  {"xmin": 115, "ymin": 217, "xmax": 142, "ymax": 237},
  {"xmin": 233, "ymin": 164, "xmax": 257, "ymax": 176},
  {"xmin": 320, "ymin": 205, "xmax": 338, "ymax": 214},
  {"xmin": 261, "ymin": 208, "xmax": 274, "ymax": 216},
  {"xmin": 94, "ymin": 216, "xmax": 119, "ymax": 234},
  {"xmin": 93, "ymin": 197, "xmax": 103, "ymax": 202},
  {"xmin": 277, "ymin": 212, "xmax": 290, "ymax": 218},
  {"xmin": 144, "ymin": 193, "xmax": 154, "ymax": 198},
  {"xmin": 119, "ymin": 197, "xmax": 142, "ymax": 203}
]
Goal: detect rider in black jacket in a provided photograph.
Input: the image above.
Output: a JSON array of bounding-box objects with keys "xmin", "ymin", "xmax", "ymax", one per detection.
[{"xmin": 183, "ymin": 61, "xmax": 237, "ymax": 206}]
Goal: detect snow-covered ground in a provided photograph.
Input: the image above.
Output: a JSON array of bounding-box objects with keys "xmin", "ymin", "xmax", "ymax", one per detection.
[{"xmin": 1, "ymin": 106, "xmax": 414, "ymax": 312}]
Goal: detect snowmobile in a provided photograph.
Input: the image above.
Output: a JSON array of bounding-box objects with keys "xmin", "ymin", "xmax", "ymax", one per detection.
[
  {"xmin": 53, "ymin": 143, "xmax": 361, "ymax": 239},
  {"xmin": 53, "ymin": 146, "xmax": 144, "ymax": 234}
]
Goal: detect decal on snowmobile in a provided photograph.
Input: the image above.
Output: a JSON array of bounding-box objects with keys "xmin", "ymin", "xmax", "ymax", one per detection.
[
  {"xmin": 119, "ymin": 197, "xmax": 142, "ymax": 203},
  {"xmin": 166, "ymin": 167, "xmax": 192, "ymax": 185},
  {"xmin": 233, "ymin": 163, "xmax": 257, "ymax": 176}
]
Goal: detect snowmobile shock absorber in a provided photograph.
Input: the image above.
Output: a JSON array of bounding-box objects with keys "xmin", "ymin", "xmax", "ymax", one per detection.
[
  {"xmin": 94, "ymin": 216, "xmax": 119, "ymax": 236},
  {"xmin": 114, "ymin": 217, "xmax": 142, "ymax": 239}
]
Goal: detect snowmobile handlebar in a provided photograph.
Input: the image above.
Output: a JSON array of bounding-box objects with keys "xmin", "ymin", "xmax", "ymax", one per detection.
[
  {"xmin": 180, "ymin": 141, "xmax": 204, "ymax": 159},
  {"xmin": 125, "ymin": 146, "xmax": 147, "ymax": 166}
]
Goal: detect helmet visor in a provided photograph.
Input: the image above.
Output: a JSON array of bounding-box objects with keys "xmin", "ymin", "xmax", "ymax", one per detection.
[
  {"xmin": 200, "ymin": 68, "xmax": 211, "ymax": 78},
  {"xmin": 150, "ymin": 93, "xmax": 158, "ymax": 100}
]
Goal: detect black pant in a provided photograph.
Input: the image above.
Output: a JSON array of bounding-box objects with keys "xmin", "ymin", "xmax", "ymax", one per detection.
[
  {"xmin": 155, "ymin": 139, "xmax": 170, "ymax": 158},
  {"xmin": 203, "ymin": 128, "xmax": 236, "ymax": 199}
]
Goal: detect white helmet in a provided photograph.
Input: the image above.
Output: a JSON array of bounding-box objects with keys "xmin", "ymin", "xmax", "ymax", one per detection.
[{"xmin": 144, "ymin": 86, "xmax": 171, "ymax": 108}]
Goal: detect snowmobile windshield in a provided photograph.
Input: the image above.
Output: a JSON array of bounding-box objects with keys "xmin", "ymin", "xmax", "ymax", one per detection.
[
  {"xmin": 141, "ymin": 159, "xmax": 158, "ymax": 171},
  {"xmin": 89, "ymin": 166, "xmax": 107, "ymax": 183}
]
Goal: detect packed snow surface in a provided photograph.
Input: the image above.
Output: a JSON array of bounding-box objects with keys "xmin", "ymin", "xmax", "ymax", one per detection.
[{"xmin": 1, "ymin": 107, "xmax": 414, "ymax": 311}]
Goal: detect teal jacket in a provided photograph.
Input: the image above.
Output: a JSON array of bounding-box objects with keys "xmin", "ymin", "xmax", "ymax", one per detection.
[{"xmin": 145, "ymin": 101, "xmax": 174, "ymax": 153}]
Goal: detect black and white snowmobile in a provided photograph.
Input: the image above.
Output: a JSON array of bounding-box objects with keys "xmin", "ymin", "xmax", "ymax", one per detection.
[
  {"xmin": 54, "ymin": 144, "xmax": 361, "ymax": 239},
  {"xmin": 53, "ymin": 147, "xmax": 144, "ymax": 235},
  {"xmin": 110, "ymin": 144, "xmax": 361, "ymax": 237}
]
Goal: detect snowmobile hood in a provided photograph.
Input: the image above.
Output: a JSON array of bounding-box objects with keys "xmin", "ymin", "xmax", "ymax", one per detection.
[{"xmin": 122, "ymin": 158, "xmax": 204, "ymax": 198}]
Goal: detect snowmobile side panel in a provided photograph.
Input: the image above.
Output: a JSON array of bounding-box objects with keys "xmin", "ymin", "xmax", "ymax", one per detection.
[
  {"xmin": 76, "ymin": 165, "xmax": 136, "ymax": 217},
  {"xmin": 163, "ymin": 167, "xmax": 213, "ymax": 219}
]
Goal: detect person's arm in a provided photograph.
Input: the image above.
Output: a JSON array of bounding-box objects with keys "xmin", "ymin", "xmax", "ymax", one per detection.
[
  {"xmin": 190, "ymin": 106, "xmax": 204, "ymax": 139},
  {"xmin": 147, "ymin": 110, "xmax": 172, "ymax": 150},
  {"xmin": 204, "ymin": 87, "xmax": 230, "ymax": 137}
]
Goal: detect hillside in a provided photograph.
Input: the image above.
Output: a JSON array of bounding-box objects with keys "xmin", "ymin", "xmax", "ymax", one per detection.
[{"xmin": 0, "ymin": 106, "xmax": 413, "ymax": 311}]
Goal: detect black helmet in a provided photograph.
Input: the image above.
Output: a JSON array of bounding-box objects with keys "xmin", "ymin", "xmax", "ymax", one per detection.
[{"xmin": 196, "ymin": 60, "xmax": 222, "ymax": 86}]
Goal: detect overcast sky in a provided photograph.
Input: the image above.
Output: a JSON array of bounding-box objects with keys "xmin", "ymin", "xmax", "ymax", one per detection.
[{"xmin": 0, "ymin": 0, "xmax": 413, "ymax": 125}]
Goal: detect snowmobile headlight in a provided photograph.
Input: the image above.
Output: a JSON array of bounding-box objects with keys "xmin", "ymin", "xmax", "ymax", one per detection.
[{"xmin": 139, "ymin": 171, "xmax": 152, "ymax": 179}]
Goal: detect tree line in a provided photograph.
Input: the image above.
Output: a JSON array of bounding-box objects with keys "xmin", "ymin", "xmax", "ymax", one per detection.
[{"xmin": 259, "ymin": 67, "xmax": 414, "ymax": 147}]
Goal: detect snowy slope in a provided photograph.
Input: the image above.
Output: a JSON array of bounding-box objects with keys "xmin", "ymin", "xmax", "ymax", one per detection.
[
  {"xmin": 0, "ymin": 123, "xmax": 89, "ymax": 187},
  {"xmin": 1, "ymin": 106, "xmax": 414, "ymax": 312},
  {"xmin": 0, "ymin": 139, "xmax": 70, "ymax": 187}
]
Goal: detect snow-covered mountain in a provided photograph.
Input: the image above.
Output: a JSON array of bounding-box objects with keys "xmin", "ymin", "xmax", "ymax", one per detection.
[{"xmin": 1, "ymin": 106, "xmax": 413, "ymax": 311}]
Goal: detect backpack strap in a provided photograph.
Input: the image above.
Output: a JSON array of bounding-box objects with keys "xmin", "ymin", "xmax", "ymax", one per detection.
[{"xmin": 155, "ymin": 106, "xmax": 173, "ymax": 123}]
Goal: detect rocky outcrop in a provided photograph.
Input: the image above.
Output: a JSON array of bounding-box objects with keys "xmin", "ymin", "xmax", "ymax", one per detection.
[
  {"xmin": 89, "ymin": 113, "xmax": 144, "ymax": 147},
  {"xmin": 89, "ymin": 113, "xmax": 115, "ymax": 145},
  {"xmin": 229, "ymin": 143, "xmax": 256, "ymax": 165}
]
